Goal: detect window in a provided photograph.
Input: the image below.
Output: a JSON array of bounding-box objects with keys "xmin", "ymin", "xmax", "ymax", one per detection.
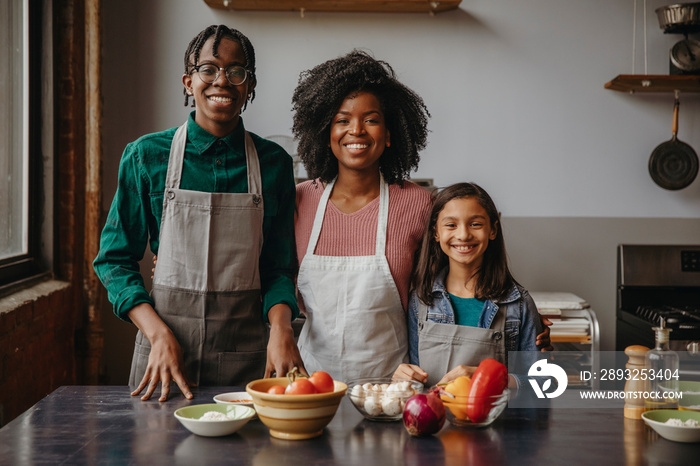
[{"xmin": 0, "ymin": 0, "xmax": 44, "ymax": 288}]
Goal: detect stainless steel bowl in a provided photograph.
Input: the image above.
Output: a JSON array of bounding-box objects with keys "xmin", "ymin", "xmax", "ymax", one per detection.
[{"xmin": 656, "ymin": 3, "xmax": 700, "ymax": 34}]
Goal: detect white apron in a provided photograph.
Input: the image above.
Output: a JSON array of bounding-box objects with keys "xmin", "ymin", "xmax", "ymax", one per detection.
[
  {"xmin": 296, "ymin": 175, "xmax": 408, "ymax": 382},
  {"xmin": 129, "ymin": 122, "xmax": 268, "ymax": 387}
]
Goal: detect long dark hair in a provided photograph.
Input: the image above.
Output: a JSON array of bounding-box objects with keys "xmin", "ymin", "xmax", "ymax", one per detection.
[
  {"xmin": 291, "ymin": 50, "xmax": 430, "ymax": 185},
  {"xmin": 412, "ymin": 182, "xmax": 516, "ymax": 305}
]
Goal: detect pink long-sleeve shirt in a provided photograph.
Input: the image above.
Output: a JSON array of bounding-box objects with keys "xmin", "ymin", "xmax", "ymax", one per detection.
[{"xmin": 295, "ymin": 179, "xmax": 432, "ymax": 311}]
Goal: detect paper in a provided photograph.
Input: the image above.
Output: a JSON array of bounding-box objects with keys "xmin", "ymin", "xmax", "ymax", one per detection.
[{"xmin": 530, "ymin": 291, "xmax": 589, "ymax": 309}]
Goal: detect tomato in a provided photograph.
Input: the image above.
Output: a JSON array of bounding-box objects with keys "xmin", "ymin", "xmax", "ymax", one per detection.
[
  {"xmin": 308, "ymin": 371, "xmax": 334, "ymax": 394},
  {"xmin": 285, "ymin": 378, "xmax": 317, "ymax": 395},
  {"xmin": 466, "ymin": 359, "xmax": 508, "ymax": 423},
  {"xmin": 267, "ymin": 385, "xmax": 286, "ymax": 394}
]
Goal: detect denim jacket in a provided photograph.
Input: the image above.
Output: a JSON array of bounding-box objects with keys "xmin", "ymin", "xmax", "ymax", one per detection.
[{"xmin": 408, "ymin": 267, "xmax": 543, "ymax": 366}]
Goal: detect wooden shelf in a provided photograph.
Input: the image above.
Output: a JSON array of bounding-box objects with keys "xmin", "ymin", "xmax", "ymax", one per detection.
[
  {"xmin": 605, "ymin": 74, "xmax": 700, "ymax": 93},
  {"xmin": 204, "ymin": 0, "xmax": 462, "ymax": 14}
]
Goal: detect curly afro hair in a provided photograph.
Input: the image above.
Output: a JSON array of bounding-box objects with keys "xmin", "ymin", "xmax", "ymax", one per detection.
[
  {"xmin": 183, "ymin": 25, "xmax": 256, "ymax": 111},
  {"xmin": 291, "ymin": 50, "xmax": 430, "ymax": 185}
]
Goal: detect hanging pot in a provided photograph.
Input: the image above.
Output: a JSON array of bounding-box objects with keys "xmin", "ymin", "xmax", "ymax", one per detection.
[{"xmin": 648, "ymin": 95, "xmax": 699, "ymax": 190}]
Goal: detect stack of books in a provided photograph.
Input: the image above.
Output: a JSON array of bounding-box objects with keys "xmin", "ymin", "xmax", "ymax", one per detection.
[{"xmin": 530, "ymin": 291, "xmax": 590, "ymax": 338}]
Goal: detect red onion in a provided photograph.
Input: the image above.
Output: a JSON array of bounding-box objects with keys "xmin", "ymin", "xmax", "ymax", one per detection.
[{"xmin": 402, "ymin": 392, "xmax": 446, "ymax": 437}]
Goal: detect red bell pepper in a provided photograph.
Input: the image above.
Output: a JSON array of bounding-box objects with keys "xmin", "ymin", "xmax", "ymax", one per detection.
[{"xmin": 466, "ymin": 358, "xmax": 508, "ymax": 423}]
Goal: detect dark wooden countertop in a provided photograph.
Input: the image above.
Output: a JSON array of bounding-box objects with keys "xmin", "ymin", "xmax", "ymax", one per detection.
[{"xmin": 0, "ymin": 385, "xmax": 698, "ymax": 465}]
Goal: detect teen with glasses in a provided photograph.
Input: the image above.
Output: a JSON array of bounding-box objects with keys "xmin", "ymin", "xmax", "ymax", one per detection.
[{"xmin": 94, "ymin": 25, "xmax": 303, "ymax": 402}]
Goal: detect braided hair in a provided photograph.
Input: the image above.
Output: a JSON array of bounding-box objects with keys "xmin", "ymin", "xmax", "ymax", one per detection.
[
  {"xmin": 183, "ymin": 25, "xmax": 256, "ymax": 110},
  {"xmin": 291, "ymin": 50, "xmax": 430, "ymax": 185}
]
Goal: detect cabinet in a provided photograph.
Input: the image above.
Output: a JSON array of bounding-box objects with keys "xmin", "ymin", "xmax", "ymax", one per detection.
[{"xmin": 204, "ymin": 0, "xmax": 462, "ymax": 14}]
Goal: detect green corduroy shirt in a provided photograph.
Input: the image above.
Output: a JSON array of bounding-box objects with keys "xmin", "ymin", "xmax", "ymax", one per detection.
[{"xmin": 94, "ymin": 112, "xmax": 299, "ymax": 323}]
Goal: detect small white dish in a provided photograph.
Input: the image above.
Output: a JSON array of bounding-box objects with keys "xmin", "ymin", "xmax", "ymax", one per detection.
[
  {"xmin": 213, "ymin": 391, "xmax": 254, "ymax": 406},
  {"xmin": 642, "ymin": 409, "xmax": 700, "ymax": 443},
  {"xmin": 174, "ymin": 403, "xmax": 255, "ymax": 437}
]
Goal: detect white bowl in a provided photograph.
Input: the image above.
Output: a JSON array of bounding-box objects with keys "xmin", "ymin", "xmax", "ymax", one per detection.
[
  {"xmin": 174, "ymin": 403, "xmax": 255, "ymax": 437},
  {"xmin": 642, "ymin": 409, "xmax": 700, "ymax": 443},
  {"xmin": 213, "ymin": 391, "xmax": 254, "ymax": 407}
]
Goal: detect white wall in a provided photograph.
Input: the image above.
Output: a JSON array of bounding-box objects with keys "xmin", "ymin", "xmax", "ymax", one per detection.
[
  {"xmin": 99, "ymin": 0, "xmax": 700, "ymax": 379},
  {"xmin": 102, "ymin": 0, "xmax": 700, "ymax": 217}
]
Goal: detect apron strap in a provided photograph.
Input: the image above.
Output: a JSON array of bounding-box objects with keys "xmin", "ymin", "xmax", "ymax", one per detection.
[
  {"xmin": 305, "ymin": 174, "xmax": 389, "ymax": 257},
  {"xmin": 418, "ymin": 298, "xmax": 429, "ymax": 323},
  {"xmin": 305, "ymin": 178, "xmax": 336, "ymax": 256},
  {"xmin": 165, "ymin": 123, "xmax": 188, "ymax": 190},
  {"xmin": 244, "ymin": 132, "xmax": 262, "ymax": 196},
  {"xmin": 375, "ymin": 174, "xmax": 389, "ymax": 256}
]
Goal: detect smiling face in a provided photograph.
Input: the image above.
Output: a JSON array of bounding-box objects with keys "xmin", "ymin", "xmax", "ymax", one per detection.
[
  {"xmin": 329, "ymin": 91, "xmax": 390, "ymax": 177},
  {"xmin": 182, "ymin": 36, "xmax": 255, "ymax": 137},
  {"xmin": 435, "ymin": 197, "xmax": 498, "ymax": 274}
]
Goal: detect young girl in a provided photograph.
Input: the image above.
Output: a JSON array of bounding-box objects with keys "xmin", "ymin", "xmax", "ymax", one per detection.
[{"xmin": 394, "ymin": 182, "xmax": 543, "ymax": 387}]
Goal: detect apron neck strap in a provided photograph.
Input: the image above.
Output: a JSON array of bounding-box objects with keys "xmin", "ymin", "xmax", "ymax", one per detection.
[
  {"xmin": 306, "ymin": 173, "xmax": 389, "ymax": 257},
  {"xmin": 165, "ymin": 123, "xmax": 188, "ymax": 190},
  {"xmin": 165, "ymin": 122, "xmax": 262, "ymax": 195}
]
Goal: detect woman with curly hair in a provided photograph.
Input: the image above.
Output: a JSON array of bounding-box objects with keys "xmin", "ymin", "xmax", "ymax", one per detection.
[
  {"xmin": 292, "ymin": 50, "xmax": 433, "ymax": 381},
  {"xmin": 292, "ymin": 51, "xmax": 551, "ymax": 382}
]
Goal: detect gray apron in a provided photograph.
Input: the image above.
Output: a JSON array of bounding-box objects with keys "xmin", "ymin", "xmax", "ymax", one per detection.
[
  {"xmin": 417, "ymin": 300, "xmax": 506, "ymax": 387},
  {"xmin": 129, "ymin": 122, "xmax": 268, "ymax": 387}
]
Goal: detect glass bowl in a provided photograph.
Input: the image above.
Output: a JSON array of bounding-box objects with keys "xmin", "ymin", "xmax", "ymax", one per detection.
[
  {"xmin": 442, "ymin": 389, "xmax": 510, "ymax": 428},
  {"xmin": 346, "ymin": 377, "xmax": 423, "ymax": 421}
]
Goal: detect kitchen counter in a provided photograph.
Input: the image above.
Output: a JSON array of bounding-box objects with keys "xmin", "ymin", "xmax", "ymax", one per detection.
[{"xmin": 0, "ymin": 386, "xmax": 698, "ymax": 465}]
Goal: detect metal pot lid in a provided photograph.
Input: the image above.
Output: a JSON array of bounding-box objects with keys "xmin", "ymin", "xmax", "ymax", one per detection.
[
  {"xmin": 648, "ymin": 142, "xmax": 699, "ymax": 190},
  {"xmin": 671, "ymin": 38, "xmax": 700, "ymax": 71}
]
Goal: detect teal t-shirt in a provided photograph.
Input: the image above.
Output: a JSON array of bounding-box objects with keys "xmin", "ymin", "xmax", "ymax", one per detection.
[{"xmin": 447, "ymin": 293, "xmax": 485, "ymax": 327}]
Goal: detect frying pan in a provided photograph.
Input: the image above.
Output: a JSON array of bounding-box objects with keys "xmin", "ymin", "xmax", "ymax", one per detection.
[{"xmin": 648, "ymin": 95, "xmax": 699, "ymax": 190}]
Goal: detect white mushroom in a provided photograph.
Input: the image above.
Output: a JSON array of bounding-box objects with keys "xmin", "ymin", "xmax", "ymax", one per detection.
[
  {"xmin": 381, "ymin": 396, "xmax": 402, "ymax": 416},
  {"xmin": 364, "ymin": 397, "xmax": 382, "ymax": 416}
]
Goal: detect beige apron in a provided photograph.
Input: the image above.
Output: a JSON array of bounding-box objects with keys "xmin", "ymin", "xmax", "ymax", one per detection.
[
  {"xmin": 417, "ymin": 300, "xmax": 506, "ymax": 387},
  {"xmin": 296, "ymin": 175, "xmax": 408, "ymax": 382},
  {"xmin": 129, "ymin": 122, "xmax": 268, "ymax": 387}
]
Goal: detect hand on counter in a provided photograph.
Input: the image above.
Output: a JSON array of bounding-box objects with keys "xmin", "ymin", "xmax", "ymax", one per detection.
[
  {"xmin": 265, "ymin": 304, "xmax": 307, "ymax": 377},
  {"xmin": 128, "ymin": 302, "xmax": 195, "ymax": 402}
]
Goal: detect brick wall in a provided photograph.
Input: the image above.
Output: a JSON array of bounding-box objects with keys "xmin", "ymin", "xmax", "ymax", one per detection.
[
  {"xmin": 0, "ymin": 0, "xmax": 95, "ymax": 427},
  {"xmin": 0, "ymin": 282, "xmax": 77, "ymax": 426}
]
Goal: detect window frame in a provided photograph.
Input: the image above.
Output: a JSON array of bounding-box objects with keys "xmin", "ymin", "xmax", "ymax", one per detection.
[{"xmin": 0, "ymin": 0, "xmax": 46, "ymax": 290}]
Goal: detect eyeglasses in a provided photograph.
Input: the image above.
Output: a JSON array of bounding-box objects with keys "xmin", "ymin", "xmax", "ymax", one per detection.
[{"xmin": 191, "ymin": 64, "xmax": 251, "ymax": 86}]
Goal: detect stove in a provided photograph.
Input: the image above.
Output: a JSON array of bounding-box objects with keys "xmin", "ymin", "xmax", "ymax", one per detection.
[{"xmin": 616, "ymin": 244, "xmax": 700, "ymax": 353}]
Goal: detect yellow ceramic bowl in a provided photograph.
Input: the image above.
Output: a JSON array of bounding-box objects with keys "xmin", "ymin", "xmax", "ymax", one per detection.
[{"xmin": 246, "ymin": 377, "xmax": 347, "ymax": 440}]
